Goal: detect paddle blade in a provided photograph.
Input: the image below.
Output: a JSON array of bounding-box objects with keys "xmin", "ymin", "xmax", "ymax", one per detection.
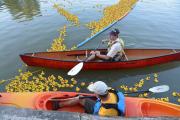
[
  {"xmin": 149, "ymin": 85, "xmax": 169, "ymax": 93},
  {"xmin": 67, "ymin": 62, "xmax": 84, "ymax": 76}
]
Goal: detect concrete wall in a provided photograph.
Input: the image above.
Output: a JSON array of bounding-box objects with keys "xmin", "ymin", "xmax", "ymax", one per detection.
[{"xmin": 0, "ymin": 106, "xmax": 179, "ymax": 120}]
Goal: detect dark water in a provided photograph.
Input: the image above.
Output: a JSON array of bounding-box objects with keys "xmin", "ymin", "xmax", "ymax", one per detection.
[{"xmin": 0, "ymin": 0, "xmax": 180, "ymax": 104}]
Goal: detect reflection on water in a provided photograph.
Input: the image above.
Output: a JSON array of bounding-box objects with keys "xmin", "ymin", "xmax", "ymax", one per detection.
[
  {"xmin": 2, "ymin": 0, "xmax": 41, "ymax": 21},
  {"xmin": 0, "ymin": 1, "xmax": 4, "ymax": 9}
]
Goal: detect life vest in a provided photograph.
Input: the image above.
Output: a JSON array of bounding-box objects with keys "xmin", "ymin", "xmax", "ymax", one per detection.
[
  {"xmin": 93, "ymin": 89, "xmax": 125, "ymax": 116},
  {"xmin": 107, "ymin": 38, "xmax": 125, "ymax": 50},
  {"xmin": 107, "ymin": 38, "xmax": 125, "ymax": 61}
]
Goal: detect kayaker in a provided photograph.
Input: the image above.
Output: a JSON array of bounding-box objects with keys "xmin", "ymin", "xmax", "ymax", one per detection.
[
  {"xmin": 53, "ymin": 81, "xmax": 125, "ymax": 117},
  {"xmin": 86, "ymin": 29, "xmax": 127, "ymax": 62}
]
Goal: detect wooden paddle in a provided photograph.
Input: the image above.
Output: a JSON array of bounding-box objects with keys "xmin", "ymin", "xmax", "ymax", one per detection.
[
  {"xmin": 50, "ymin": 85, "xmax": 170, "ymax": 101},
  {"xmin": 67, "ymin": 41, "xmax": 131, "ymax": 76},
  {"xmin": 122, "ymin": 50, "xmax": 128, "ymax": 61}
]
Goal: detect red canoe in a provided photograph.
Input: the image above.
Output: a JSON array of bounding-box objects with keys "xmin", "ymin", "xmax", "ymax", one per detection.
[
  {"xmin": 0, "ymin": 91, "xmax": 180, "ymax": 117},
  {"xmin": 20, "ymin": 49, "xmax": 180, "ymax": 70}
]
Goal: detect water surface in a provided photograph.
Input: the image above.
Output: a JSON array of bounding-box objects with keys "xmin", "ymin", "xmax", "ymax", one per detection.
[{"xmin": 0, "ymin": 0, "xmax": 180, "ymax": 104}]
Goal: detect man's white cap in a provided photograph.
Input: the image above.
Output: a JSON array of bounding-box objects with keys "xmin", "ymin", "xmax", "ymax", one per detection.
[{"xmin": 87, "ymin": 81, "xmax": 108, "ymax": 95}]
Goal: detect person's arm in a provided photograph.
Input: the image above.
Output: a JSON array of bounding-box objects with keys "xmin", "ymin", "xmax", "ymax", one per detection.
[
  {"xmin": 95, "ymin": 51, "xmax": 111, "ymax": 60},
  {"xmin": 96, "ymin": 54, "xmax": 111, "ymax": 60}
]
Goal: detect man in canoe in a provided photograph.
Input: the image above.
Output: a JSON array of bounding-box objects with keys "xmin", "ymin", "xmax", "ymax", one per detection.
[
  {"xmin": 52, "ymin": 81, "xmax": 125, "ymax": 117},
  {"xmin": 86, "ymin": 29, "xmax": 127, "ymax": 62}
]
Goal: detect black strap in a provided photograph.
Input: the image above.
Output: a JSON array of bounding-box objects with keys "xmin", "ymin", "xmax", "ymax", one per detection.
[
  {"xmin": 101, "ymin": 103, "xmax": 123, "ymax": 116},
  {"xmin": 101, "ymin": 103, "xmax": 118, "ymax": 109}
]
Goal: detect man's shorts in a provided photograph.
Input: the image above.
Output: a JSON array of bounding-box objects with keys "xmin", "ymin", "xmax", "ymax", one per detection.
[{"xmin": 84, "ymin": 98, "xmax": 96, "ymax": 114}]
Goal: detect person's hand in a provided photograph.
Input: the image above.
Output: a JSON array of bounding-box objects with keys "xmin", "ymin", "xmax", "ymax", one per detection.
[
  {"xmin": 90, "ymin": 51, "xmax": 96, "ymax": 55},
  {"xmin": 74, "ymin": 95, "xmax": 80, "ymax": 100},
  {"xmin": 77, "ymin": 95, "xmax": 84, "ymax": 99},
  {"xmin": 95, "ymin": 51, "xmax": 100, "ymax": 56}
]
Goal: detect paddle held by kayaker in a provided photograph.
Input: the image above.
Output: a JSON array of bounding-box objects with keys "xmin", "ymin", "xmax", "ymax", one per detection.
[
  {"xmin": 52, "ymin": 81, "xmax": 125, "ymax": 117},
  {"xmin": 86, "ymin": 29, "xmax": 127, "ymax": 62}
]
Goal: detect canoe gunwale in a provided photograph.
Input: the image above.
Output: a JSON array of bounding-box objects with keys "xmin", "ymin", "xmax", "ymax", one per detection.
[{"xmin": 20, "ymin": 49, "xmax": 180, "ymax": 63}]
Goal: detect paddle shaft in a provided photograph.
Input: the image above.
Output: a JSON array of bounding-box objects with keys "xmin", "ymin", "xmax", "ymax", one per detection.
[
  {"xmin": 79, "ymin": 90, "xmax": 150, "ymax": 99},
  {"xmin": 77, "ymin": 21, "xmax": 118, "ymax": 48},
  {"xmin": 124, "ymin": 90, "xmax": 149, "ymax": 94},
  {"xmin": 50, "ymin": 90, "xmax": 150, "ymax": 101},
  {"xmin": 50, "ymin": 96, "xmax": 95, "ymax": 101},
  {"xmin": 50, "ymin": 84, "xmax": 169, "ymax": 101},
  {"xmin": 122, "ymin": 50, "xmax": 128, "ymax": 61}
]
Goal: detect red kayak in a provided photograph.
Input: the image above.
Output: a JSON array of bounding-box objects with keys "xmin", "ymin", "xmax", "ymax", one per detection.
[
  {"xmin": 20, "ymin": 49, "xmax": 180, "ymax": 70},
  {"xmin": 0, "ymin": 91, "xmax": 180, "ymax": 117}
]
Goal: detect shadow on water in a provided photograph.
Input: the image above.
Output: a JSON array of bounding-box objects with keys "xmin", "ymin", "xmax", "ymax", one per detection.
[
  {"xmin": 71, "ymin": 62, "xmax": 180, "ymax": 83},
  {"xmin": 25, "ymin": 61, "xmax": 180, "ymax": 81},
  {"xmin": 21, "ymin": 62, "xmax": 180, "ymax": 101},
  {"xmin": 2, "ymin": 0, "xmax": 41, "ymax": 21}
]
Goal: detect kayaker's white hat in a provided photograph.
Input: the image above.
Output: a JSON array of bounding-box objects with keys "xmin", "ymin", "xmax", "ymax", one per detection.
[{"xmin": 87, "ymin": 81, "xmax": 108, "ymax": 95}]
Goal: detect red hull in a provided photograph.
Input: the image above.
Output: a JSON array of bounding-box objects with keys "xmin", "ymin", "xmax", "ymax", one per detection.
[{"xmin": 20, "ymin": 49, "xmax": 180, "ymax": 70}]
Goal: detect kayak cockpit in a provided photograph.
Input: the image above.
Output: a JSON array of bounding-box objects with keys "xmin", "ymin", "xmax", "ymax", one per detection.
[
  {"xmin": 45, "ymin": 100, "xmax": 85, "ymax": 113},
  {"xmin": 42, "ymin": 94, "xmax": 97, "ymax": 113}
]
